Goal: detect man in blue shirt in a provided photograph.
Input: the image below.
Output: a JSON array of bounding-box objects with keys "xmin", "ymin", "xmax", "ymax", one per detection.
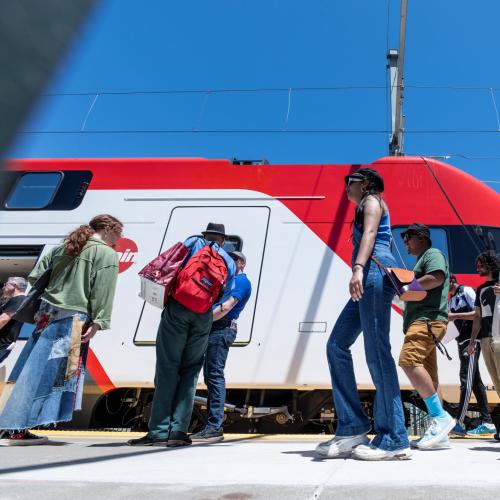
[
  {"xmin": 191, "ymin": 250, "xmax": 252, "ymax": 443},
  {"xmin": 129, "ymin": 223, "xmax": 236, "ymax": 448}
]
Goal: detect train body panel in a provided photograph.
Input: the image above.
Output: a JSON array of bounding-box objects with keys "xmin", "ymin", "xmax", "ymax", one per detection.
[{"xmin": 1, "ymin": 156, "xmax": 499, "ymax": 423}]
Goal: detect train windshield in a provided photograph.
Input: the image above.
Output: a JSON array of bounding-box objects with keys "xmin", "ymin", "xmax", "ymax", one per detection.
[{"xmin": 392, "ymin": 225, "xmax": 499, "ymax": 274}]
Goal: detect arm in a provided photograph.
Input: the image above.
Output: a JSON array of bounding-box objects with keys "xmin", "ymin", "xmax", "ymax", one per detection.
[
  {"xmin": 0, "ymin": 312, "xmax": 14, "ymax": 330},
  {"xmin": 213, "ymin": 296, "xmax": 239, "ymax": 321},
  {"xmin": 350, "ymin": 196, "xmax": 383, "ymax": 301},
  {"xmin": 28, "ymin": 248, "xmax": 55, "ymax": 285},
  {"xmin": 467, "ymin": 306, "xmax": 482, "ymax": 355},
  {"xmin": 417, "ymin": 270, "xmax": 445, "ymax": 290},
  {"xmin": 448, "ymin": 310, "xmax": 477, "ymax": 322}
]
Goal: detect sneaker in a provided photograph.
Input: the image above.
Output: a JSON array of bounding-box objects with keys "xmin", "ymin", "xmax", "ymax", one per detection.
[
  {"xmin": 315, "ymin": 433, "xmax": 369, "ymax": 459},
  {"xmin": 167, "ymin": 431, "xmax": 192, "ymax": 447},
  {"xmin": 450, "ymin": 423, "xmax": 467, "ymax": 436},
  {"xmin": 0, "ymin": 430, "xmax": 48, "ymax": 446},
  {"xmin": 411, "ymin": 436, "xmax": 451, "ymax": 450},
  {"xmin": 126, "ymin": 433, "xmax": 168, "ymax": 446},
  {"xmin": 353, "ymin": 444, "xmax": 412, "ymax": 461},
  {"xmin": 417, "ymin": 412, "xmax": 455, "ymax": 450},
  {"xmin": 190, "ymin": 427, "xmax": 224, "ymax": 443},
  {"xmin": 466, "ymin": 423, "xmax": 496, "ymax": 436}
]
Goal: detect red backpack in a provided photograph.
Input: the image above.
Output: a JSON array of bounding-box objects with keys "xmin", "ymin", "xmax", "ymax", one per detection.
[{"xmin": 172, "ymin": 243, "xmax": 228, "ymax": 313}]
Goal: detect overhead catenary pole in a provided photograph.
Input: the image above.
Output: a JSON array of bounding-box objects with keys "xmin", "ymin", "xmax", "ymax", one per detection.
[{"xmin": 388, "ymin": 0, "xmax": 408, "ymax": 156}]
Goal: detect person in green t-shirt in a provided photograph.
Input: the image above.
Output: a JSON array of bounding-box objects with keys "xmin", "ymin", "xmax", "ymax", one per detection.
[{"xmin": 397, "ymin": 223, "xmax": 455, "ymax": 450}]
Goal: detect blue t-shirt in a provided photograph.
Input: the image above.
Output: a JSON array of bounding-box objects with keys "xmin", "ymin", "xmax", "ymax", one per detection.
[
  {"xmin": 183, "ymin": 236, "xmax": 236, "ymax": 302},
  {"xmin": 224, "ymin": 273, "xmax": 252, "ymax": 320}
]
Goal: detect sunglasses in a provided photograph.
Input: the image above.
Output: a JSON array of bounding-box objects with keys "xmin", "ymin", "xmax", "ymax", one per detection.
[
  {"xmin": 403, "ymin": 233, "xmax": 418, "ymax": 242},
  {"xmin": 345, "ymin": 178, "xmax": 363, "ymax": 187}
]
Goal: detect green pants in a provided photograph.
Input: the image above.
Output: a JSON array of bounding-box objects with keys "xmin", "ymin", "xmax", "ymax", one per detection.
[{"xmin": 149, "ymin": 299, "xmax": 212, "ymax": 438}]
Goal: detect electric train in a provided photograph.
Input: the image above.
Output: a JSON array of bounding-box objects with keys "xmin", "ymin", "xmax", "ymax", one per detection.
[{"xmin": 0, "ymin": 155, "xmax": 498, "ymax": 431}]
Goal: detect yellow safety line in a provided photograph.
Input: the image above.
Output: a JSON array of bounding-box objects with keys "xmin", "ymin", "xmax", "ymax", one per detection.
[{"xmin": 30, "ymin": 430, "xmax": 492, "ymax": 441}]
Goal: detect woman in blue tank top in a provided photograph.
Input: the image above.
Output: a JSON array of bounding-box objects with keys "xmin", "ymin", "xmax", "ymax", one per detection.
[{"xmin": 316, "ymin": 168, "xmax": 410, "ymax": 461}]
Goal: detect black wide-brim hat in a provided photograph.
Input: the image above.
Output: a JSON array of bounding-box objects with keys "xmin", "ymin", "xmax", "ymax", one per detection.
[{"xmin": 202, "ymin": 222, "xmax": 227, "ymax": 237}]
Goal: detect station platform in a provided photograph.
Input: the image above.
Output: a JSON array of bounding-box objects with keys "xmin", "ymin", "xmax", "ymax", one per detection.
[{"xmin": 0, "ymin": 431, "xmax": 498, "ymax": 499}]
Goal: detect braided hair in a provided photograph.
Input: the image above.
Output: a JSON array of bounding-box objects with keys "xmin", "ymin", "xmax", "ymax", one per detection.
[{"xmin": 351, "ymin": 168, "xmax": 385, "ymax": 228}]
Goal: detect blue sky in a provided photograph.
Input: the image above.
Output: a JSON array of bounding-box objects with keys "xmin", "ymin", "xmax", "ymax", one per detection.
[{"xmin": 8, "ymin": 0, "xmax": 500, "ymax": 192}]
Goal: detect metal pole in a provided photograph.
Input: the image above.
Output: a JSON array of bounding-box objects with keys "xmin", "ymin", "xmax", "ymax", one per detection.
[{"xmin": 388, "ymin": 0, "xmax": 408, "ymax": 156}]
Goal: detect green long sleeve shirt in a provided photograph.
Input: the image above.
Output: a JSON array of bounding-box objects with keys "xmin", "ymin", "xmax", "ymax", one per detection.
[{"xmin": 28, "ymin": 237, "xmax": 119, "ymax": 330}]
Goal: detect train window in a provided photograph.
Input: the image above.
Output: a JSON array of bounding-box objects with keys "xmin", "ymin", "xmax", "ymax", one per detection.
[
  {"xmin": 223, "ymin": 235, "xmax": 243, "ymax": 254},
  {"xmin": 5, "ymin": 172, "xmax": 63, "ymax": 209},
  {"xmin": 391, "ymin": 227, "xmax": 449, "ymax": 269},
  {"xmin": 447, "ymin": 225, "xmax": 500, "ymax": 274}
]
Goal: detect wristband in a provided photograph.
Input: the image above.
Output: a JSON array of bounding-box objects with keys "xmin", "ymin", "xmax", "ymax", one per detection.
[{"xmin": 353, "ymin": 263, "xmax": 365, "ymax": 270}]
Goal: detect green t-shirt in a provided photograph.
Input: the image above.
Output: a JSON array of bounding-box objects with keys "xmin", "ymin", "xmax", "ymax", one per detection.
[{"xmin": 403, "ymin": 247, "xmax": 449, "ymax": 332}]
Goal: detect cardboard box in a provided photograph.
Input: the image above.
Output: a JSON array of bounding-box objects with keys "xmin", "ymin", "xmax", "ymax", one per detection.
[{"xmin": 139, "ymin": 276, "xmax": 167, "ymax": 308}]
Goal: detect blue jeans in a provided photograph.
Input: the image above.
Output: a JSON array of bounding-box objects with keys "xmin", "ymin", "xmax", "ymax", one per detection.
[
  {"xmin": 326, "ymin": 246, "xmax": 409, "ymax": 451},
  {"xmin": 203, "ymin": 327, "xmax": 237, "ymax": 430}
]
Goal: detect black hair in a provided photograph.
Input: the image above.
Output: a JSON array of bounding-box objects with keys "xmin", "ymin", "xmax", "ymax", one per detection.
[
  {"xmin": 353, "ymin": 173, "xmax": 385, "ymax": 228},
  {"xmin": 476, "ymin": 251, "xmax": 500, "ymax": 280}
]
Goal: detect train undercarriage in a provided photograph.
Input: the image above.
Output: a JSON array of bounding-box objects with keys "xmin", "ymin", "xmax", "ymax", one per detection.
[{"xmin": 83, "ymin": 388, "xmax": 500, "ymax": 435}]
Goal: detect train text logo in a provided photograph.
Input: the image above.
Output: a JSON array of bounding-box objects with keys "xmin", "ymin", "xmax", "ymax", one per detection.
[{"xmin": 115, "ymin": 238, "xmax": 138, "ymax": 273}]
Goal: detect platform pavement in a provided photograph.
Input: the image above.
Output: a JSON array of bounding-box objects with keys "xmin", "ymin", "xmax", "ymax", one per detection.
[{"xmin": 0, "ymin": 432, "xmax": 498, "ymax": 500}]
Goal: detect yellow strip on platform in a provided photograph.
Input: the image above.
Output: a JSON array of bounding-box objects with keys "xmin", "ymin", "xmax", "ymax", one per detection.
[{"xmin": 30, "ymin": 430, "xmax": 494, "ymax": 441}]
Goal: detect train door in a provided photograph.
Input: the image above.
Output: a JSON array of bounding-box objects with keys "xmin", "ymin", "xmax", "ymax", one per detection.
[
  {"xmin": 0, "ymin": 241, "xmax": 59, "ymax": 382},
  {"xmin": 134, "ymin": 205, "xmax": 270, "ymax": 345}
]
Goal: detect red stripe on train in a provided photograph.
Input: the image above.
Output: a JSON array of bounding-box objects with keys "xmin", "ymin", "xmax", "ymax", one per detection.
[{"xmin": 87, "ymin": 348, "xmax": 116, "ymax": 393}]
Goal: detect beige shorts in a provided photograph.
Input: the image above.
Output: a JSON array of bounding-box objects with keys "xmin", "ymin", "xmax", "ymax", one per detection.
[{"xmin": 399, "ymin": 320, "xmax": 448, "ymax": 385}]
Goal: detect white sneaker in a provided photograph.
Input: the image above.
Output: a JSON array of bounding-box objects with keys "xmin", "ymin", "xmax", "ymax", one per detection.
[
  {"xmin": 417, "ymin": 412, "xmax": 455, "ymax": 450},
  {"xmin": 353, "ymin": 444, "xmax": 412, "ymax": 461},
  {"xmin": 410, "ymin": 436, "xmax": 451, "ymax": 450},
  {"xmin": 315, "ymin": 433, "xmax": 369, "ymax": 459}
]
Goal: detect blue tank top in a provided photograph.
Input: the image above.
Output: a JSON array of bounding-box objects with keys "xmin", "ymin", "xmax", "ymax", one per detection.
[{"xmin": 353, "ymin": 210, "xmax": 392, "ymax": 248}]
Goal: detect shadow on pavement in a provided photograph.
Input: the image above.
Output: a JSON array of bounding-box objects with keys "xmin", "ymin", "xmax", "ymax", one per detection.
[
  {"xmin": 469, "ymin": 446, "xmax": 500, "ymax": 453},
  {"xmin": 0, "ymin": 447, "xmax": 172, "ymax": 476},
  {"xmin": 281, "ymin": 449, "xmax": 325, "ymax": 462}
]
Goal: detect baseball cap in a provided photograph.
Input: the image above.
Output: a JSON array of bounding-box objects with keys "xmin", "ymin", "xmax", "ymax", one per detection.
[
  {"xmin": 229, "ymin": 251, "xmax": 246, "ymax": 263},
  {"xmin": 400, "ymin": 223, "xmax": 432, "ymax": 243}
]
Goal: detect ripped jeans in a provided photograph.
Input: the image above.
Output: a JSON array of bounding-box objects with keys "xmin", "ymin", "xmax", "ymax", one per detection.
[{"xmin": 0, "ymin": 302, "xmax": 89, "ymax": 430}]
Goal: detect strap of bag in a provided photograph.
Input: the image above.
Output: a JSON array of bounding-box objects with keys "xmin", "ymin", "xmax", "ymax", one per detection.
[{"xmin": 426, "ymin": 321, "xmax": 452, "ymax": 361}]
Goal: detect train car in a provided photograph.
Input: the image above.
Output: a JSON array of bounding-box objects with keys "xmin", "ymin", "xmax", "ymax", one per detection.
[{"xmin": 0, "ymin": 155, "xmax": 498, "ymax": 431}]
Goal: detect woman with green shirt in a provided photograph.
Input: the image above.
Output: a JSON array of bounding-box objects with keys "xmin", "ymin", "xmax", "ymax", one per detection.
[{"xmin": 0, "ymin": 214, "xmax": 122, "ymax": 446}]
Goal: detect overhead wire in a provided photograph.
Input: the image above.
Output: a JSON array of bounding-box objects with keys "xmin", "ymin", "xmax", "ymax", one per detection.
[
  {"xmin": 38, "ymin": 84, "xmax": 500, "ymax": 97},
  {"xmin": 20, "ymin": 129, "xmax": 500, "ymax": 134}
]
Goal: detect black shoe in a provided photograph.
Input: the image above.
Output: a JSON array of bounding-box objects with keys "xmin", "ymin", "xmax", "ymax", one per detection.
[
  {"xmin": 190, "ymin": 427, "xmax": 224, "ymax": 443},
  {"xmin": 0, "ymin": 430, "xmax": 48, "ymax": 446},
  {"xmin": 127, "ymin": 433, "xmax": 168, "ymax": 446},
  {"xmin": 167, "ymin": 431, "xmax": 192, "ymax": 447}
]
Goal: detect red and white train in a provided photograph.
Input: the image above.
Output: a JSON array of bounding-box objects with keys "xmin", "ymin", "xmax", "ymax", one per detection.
[{"xmin": 0, "ymin": 155, "xmax": 499, "ymax": 431}]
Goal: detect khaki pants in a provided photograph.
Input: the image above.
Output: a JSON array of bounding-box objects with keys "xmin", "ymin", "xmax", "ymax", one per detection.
[
  {"xmin": 480, "ymin": 337, "xmax": 500, "ymax": 398},
  {"xmin": 399, "ymin": 320, "xmax": 448, "ymax": 386}
]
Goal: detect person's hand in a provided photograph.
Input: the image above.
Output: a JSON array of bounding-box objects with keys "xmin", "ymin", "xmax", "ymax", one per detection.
[
  {"xmin": 81, "ymin": 323, "xmax": 101, "ymax": 343},
  {"xmin": 494, "ymin": 284, "xmax": 500, "ymax": 296},
  {"xmin": 349, "ymin": 268, "xmax": 364, "ymax": 301},
  {"xmin": 448, "ymin": 312, "xmax": 457, "ymax": 321},
  {"xmin": 467, "ymin": 342, "xmax": 476, "ymax": 356}
]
